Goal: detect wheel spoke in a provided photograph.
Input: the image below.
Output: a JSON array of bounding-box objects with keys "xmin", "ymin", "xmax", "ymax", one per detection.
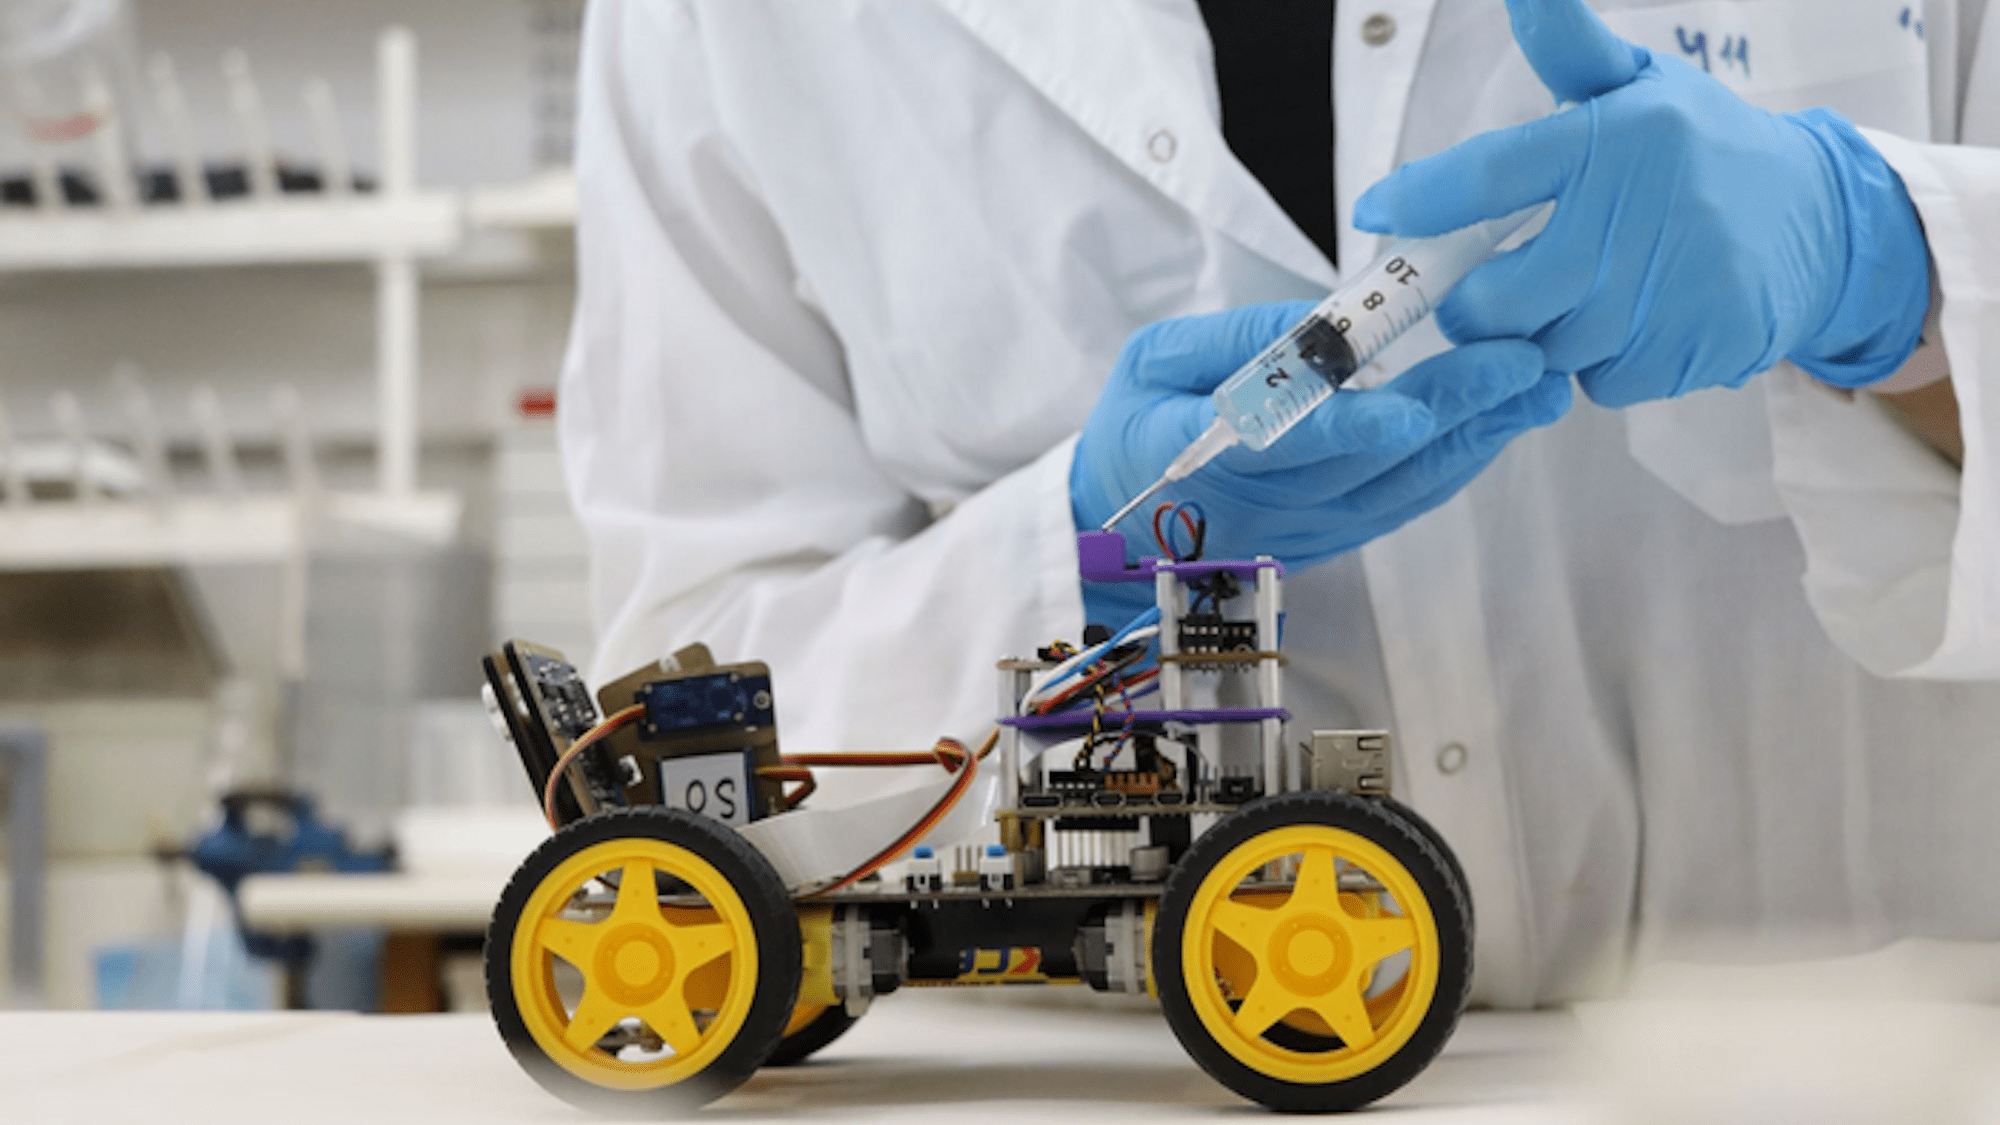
[
  {"xmin": 1211, "ymin": 896, "xmax": 1281, "ymax": 953},
  {"xmin": 535, "ymin": 917, "xmax": 601, "ymax": 968},
  {"xmin": 1347, "ymin": 914, "xmax": 1417, "ymax": 969},
  {"xmin": 609, "ymin": 861, "xmax": 661, "ymax": 923},
  {"xmin": 663, "ymin": 915, "xmax": 736, "ymax": 974},
  {"xmin": 1309, "ymin": 983, "xmax": 1377, "ymax": 1051},
  {"xmin": 563, "ymin": 985, "xmax": 628, "ymax": 1053},
  {"xmin": 1231, "ymin": 975, "xmax": 1296, "ymax": 1040},
  {"xmin": 1290, "ymin": 845, "xmax": 1339, "ymax": 906},
  {"xmin": 637, "ymin": 991, "xmax": 706, "ymax": 1057}
]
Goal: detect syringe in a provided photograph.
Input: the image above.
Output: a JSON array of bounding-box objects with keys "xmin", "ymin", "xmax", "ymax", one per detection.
[{"xmin": 1101, "ymin": 204, "xmax": 1550, "ymax": 532}]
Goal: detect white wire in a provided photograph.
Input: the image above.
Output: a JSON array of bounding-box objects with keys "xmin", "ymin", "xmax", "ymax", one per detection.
[{"xmin": 1021, "ymin": 625, "xmax": 1160, "ymax": 711}]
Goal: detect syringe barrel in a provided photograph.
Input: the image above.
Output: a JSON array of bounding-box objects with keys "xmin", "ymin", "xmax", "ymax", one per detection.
[
  {"xmin": 1209, "ymin": 204, "xmax": 1546, "ymax": 451},
  {"xmin": 1330, "ymin": 206, "xmax": 1543, "ymax": 381}
]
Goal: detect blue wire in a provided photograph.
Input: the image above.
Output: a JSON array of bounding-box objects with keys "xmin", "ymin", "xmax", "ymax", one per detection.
[
  {"xmin": 1164, "ymin": 500, "xmax": 1207, "ymax": 561},
  {"xmin": 1039, "ymin": 606, "xmax": 1160, "ymax": 695},
  {"xmin": 1106, "ymin": 604, "xmax": 1162, "ymax": 649}
]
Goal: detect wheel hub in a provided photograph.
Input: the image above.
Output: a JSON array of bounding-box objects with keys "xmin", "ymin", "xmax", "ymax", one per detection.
[
  {"xmin": 1270, "ymin": 913, "xmax": 1350, "ymax": 997},
  {"xmin": 596, "ymin": 923, "xmax": 678, "ymax": 1006}
]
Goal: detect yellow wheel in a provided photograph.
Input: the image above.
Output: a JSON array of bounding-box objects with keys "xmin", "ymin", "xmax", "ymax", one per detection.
[
  {"xmin": 485, "ymin": 808, "xmax": 801, "ymax": 1112},
  {"xmin": 1155, "ymin": 792, "xmax": 1471, "ymax": 1112}
]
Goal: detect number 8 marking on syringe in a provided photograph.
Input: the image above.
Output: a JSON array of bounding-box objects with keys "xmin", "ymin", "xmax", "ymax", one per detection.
[{"xmin": 1362, "ymin": 260, "xmax": 1421, "ymax": 314}]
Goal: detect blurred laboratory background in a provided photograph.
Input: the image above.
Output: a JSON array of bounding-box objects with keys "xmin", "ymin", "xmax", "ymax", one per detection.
[{"xmin": 0, "ymin": 0, "xmax": 589, "ymax": 1013}]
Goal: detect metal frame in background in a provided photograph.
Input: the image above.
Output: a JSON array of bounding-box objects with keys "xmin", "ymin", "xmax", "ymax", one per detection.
[{"xmin": 0, "ymin": 723, "xmax": 46, "ymax": 1006}]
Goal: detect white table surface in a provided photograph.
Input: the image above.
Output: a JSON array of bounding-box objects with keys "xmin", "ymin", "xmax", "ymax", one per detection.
[
  {"xmin": 11, "ymin": 987, "xmax": 2000, "ymax": 1124},
  {"xmin": 2, "ymin": 993, "xmax": 1586, "ymax": 1124}
]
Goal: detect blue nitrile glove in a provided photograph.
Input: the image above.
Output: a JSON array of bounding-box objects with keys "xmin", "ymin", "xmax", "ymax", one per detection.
[
  {"xmin": 1071, "ymin": 301, "xmax": 1571, "ymax": 621},
  {"xmin": 1352, "ymin": 0, "xmax": 1932, "ymax": 406}
]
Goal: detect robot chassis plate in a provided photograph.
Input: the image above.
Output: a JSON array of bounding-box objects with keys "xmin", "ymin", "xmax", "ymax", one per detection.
[{"xmin": 478, "ymin": 530, "xmax": 1472, "ymax": 1114}]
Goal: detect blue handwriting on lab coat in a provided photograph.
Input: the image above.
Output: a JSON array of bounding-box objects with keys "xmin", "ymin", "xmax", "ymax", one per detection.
[{"xmin": 1675, "ymin": 27, "xmax": 1751, "ymax": 78}]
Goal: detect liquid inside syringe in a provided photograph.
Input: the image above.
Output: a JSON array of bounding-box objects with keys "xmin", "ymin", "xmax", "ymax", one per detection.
[{"xmin": 1101, "ymin": 204, "xmax": 1548, "ymax": 531}]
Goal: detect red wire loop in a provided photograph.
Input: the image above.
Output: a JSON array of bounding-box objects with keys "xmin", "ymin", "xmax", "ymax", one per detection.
[{"xmin": 1151, "ymin": 502, "xmax": 1202, "ymax": 561}]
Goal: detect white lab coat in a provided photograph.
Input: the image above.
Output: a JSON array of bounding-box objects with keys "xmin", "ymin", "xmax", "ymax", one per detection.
[{"xmin": 560, "ymin": 0, "xmax": 2000, "ymax": 1006}]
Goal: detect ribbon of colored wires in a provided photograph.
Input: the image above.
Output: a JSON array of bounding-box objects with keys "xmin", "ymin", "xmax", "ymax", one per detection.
[
  {"xmin": 1033, "ymin": 649, "xmax": 1154, "ymax": 715},
  {"xmin": 806, "ymin": 728, "xmax": 1000, "ymax": 897},
  {"xmin": 1021, "ymin": 615, "xmax": 1160, "ymax": 709},
  {"xmin": 540, "ymin": 703, "xmax": 646, "ymax": 830}
]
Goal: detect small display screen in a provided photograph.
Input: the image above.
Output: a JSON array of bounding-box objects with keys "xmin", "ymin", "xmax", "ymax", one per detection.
[{"xmin": 639, "ymin": 672, "xmax": 775, "ymax": 735}]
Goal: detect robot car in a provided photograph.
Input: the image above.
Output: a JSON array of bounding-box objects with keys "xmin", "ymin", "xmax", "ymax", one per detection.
[{"xmin": 478, "ymin": 515, "xmax": 1472, "ymax": 1114}]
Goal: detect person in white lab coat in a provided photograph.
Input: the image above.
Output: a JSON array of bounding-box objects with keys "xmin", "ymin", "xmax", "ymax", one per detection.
[{"xmin": 559, "ymin": 0, "xmax": 2000, "ymax": 1006}]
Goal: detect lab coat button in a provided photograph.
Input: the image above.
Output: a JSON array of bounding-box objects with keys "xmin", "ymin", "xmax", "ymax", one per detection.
[
  {"xmin": 1362, "ymin": 13, "xmax": 1398, "ymax": 46},
  {"xmin": 1147, "ymin": 128, "xmax": 1178, "ymax": 163},
  {"xmin": 1436, "ymin": 741, "xmax": 1468, "ymax": 775}
]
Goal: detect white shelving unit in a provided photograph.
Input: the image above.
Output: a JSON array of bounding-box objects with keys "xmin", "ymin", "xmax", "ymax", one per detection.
[
  {"xmin": 0, "ymin": 6, "xmax": 588, "ymax": 1011},
  {"xmin": 0, "ymin": 26, "xmax": 532, "ymax": 692},
  {"xmin": 0, "ymin": 26, "xmax": 553, "ymax": 579}
]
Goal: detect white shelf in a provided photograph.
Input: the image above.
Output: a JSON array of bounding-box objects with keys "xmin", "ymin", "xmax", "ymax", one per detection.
[
  {"xmin": 0, "ymin": 496, "xmax": 301, "ymax": 569},
  {"xmin": 323, "ymin": 489, "xmax": 463, "ymax": 543},
  {"xmin": 0, "ymin": 194, "xmax": 463, "ymax": 272},
  {"xmin": 465, "ymin": 168, "xmax": 576, "ymax": 231},
  {"xmin": 0, "ymin": 490, "xmax": 461, "ymax": 571}
]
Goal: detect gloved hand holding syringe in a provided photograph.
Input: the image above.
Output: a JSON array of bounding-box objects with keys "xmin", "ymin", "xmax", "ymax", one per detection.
[{"xmin": 1101, "ymin": 202, "xmax": 1553, "ymax": 531}]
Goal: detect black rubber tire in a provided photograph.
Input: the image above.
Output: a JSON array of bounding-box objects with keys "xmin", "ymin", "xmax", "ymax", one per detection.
[
  {"xmin": 761, "ymin": 1004, "xmax": 861, "ymax": 1067},
  {"xmin": 486, "ymin": 807, "xmax": 802, "ymax": 1114},
  {"xmin": 1154, "ymin": 791, "xmax": 1473, "ymax": 1114},
  {"xmin": 1376, "ymin": 795, "xmax": 1475, "ymax": 930}
]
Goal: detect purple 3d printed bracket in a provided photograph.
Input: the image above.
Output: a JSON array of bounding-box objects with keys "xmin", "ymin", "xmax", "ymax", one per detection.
[{"xmin": 1076, "ymin": 530, "xmax": 1282, "ymax": 585}]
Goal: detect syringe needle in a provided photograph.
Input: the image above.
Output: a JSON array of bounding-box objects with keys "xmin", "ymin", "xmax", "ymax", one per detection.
[
  {"xmin": 1100, "ymin": 418, "xmax": 1242, "ymax": 533},
  {"xmin": 1101, "ymin": 474, "xmax": 1172, "ymax": 532}
]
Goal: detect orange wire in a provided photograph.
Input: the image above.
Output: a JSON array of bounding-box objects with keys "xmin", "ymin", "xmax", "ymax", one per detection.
[
  {"xmin": 812, "ymin": 750, "xmax": 970, "ymax": 896},
  {"xmin": 540, "ymin": 704, "xmax": 646, "ymax": 830},
  {"xmin": 776, "ymin": 735, "xmax": 995, "ymax": 808},
  {"xmin": 805, "ymin": 728, "xmax": 999, "ymax": 897},
  {"xmin": 757, "ymin": 764, "xmax": 818, "ymax": 809},
  {"xmin": 783, "ymin": 751, "xmax": 961, "ymax": 770}
]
